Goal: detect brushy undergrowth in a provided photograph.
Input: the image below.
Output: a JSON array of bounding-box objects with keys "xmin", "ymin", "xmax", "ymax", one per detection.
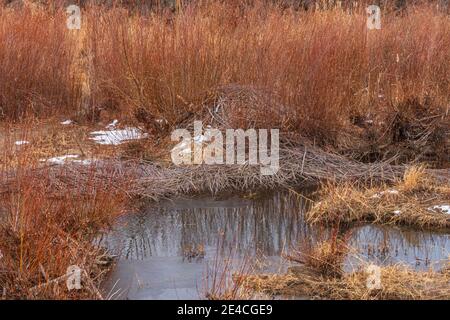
[
  {"xmin": 240, "ymin": 234, "xmax": 450, "ymax": 300},
  {"xmin": 0, "ymin": 1, "xmax": 448, "ymax": 161},
  {"xmin": 307, "ymin": 166, "xmax": 450, "ymax": 230},
  {"xmin": 284, "ymin": 227, "xmax": 352, "ymax": 278},
  {"xmin": 0, "ymin": 142, "xmax": 129, "ymax": 299}
]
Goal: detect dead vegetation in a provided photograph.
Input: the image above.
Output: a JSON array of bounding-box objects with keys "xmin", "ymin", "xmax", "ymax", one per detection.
[
  {"xmin": 2, "ymin": 133, "xmax": 446, "ymax": 205},
  {"xmin": 203, "ymin": 240, "xmax": 257, "ymax": 300},
  {"xmin": 0, "ymin": 1, "xmax": 449, "ymax": 300},
  {"xmin": 240, "ymin": 233, "xmax": 450, "ymax": 300},
  {"xmin": 0, "ymin": 141, "xmax": 130, "ymax": 299},
  {"xmin": 242, "ymin": 263, "xmax": 450, "ymax": 300},
  {"xmin": 284, "ymin": 227, "xmax": 351, "ymax": 278},
  {"xmin": 207, "ymin": 230, "xmax": 450, "ymax": 300},
  {"xmin": 307, "ymin": 166, "xmax": 450, "ymax": 230},
  {"xmin": 0, "ymin": 2, "xmax": 449, "ymax": 154},
  {"xmin": 341, "ymin": 97, "xmax": 449, "ymax": 167},
  {"xmin": 131, "ymin": 145, "xmax": 450, "ymax": 201}
]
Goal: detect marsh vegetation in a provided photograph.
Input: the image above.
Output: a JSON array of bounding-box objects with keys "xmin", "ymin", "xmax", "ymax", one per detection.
[{"xmin": 0, "ymin": 0, "xmax": 448, "ymax": 299}]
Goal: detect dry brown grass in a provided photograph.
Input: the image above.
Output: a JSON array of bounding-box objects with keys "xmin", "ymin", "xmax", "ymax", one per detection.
[
  {"xmin": 0, "ymin": 2, "xmax": 448, "ymax": 154},
  {"xmin": 240, "ymin": 223, "xmax": 449, "ymax": 300},
  {"xmin": 242, "ymin": 262, "xmax": 450, "ymax": 300},
  {"xmin": 0, "ymin": 6, "xmax": 76, "ymax": 120},
  {"xmin": 307, "ymin": 166, "xmax": 450, "ymax": 230},
  {"xmin": 221, "ymin": 232, "xmax": 450, "ymax": 300},
  {"xmin": 284, "ymin": 227, "xmax": 351, "ymax": 278},
  {"xmin": 0, "ymin": 130, "xmax": 130, "ymax": 299},
  {"xmin": 0, "ymin": 118, "xmax": 154, "ymax": 171},
  {"xmin": 97, "ymin": 2, "xmax": 450, "ymax": 148}
]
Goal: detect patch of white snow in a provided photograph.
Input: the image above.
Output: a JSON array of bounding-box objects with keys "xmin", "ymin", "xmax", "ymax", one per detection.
[
  {"xmin": 106, "ymin": 119, "xmax": 119, "ymax": 129},
  {"xmin": 371, "ymin": 189, "xmax": 399, "ymax": 198},
  {"xmin": 41, "ymin": 154, "xmax": 97, "ymax": 166},
  {"xmin": 15, "ymin": 140, "xmax": 29, "ymax": 146},
  {"xmin": 42, "ymin": 155, "xmax": 80, "ymax": 165},
  {"xmin": 428, "ymin": 205, "xmax": 450, "ymax": 215},
  {"xmin": 89, "ymin": 127, "xmax": 148, "ymax": 145}
]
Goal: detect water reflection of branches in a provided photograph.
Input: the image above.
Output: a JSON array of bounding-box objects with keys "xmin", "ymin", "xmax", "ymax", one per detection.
[{"xmin": 102, "ymin": 192, "xmax": 448, "ymax": 271}]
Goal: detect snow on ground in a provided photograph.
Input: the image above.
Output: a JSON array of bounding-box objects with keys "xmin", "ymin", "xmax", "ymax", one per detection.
[
  {"xmin": 72, "ymin": 159, "xmax": 96, "ymax": 165},
  {"xmin": 429, "ymin": 205, "xmax": 450, "ymax": 215},
  {"xmin": 42, "ymin": 155, "xmax": 80, "ymax": 165},
  {"xmin": 89, "ymin": 127, "xmax": 148, "ymax": 145},
  {"xmin": 15, "ymin": 140, "xmax": 29, "ymax": 146},
  {"xmin": 61, "ymin": 120, "xmax": 73, "ymax": 125},
  {"xmin": 106, "ymin": 119, "xmax": 119, "ymax": 129},
  {"xmin": 41, "ymin": 155, "xmax": 97, "ymax": 166},
  {"xmin": 371, "ymin": 189, "xmax": 399, "ymax": 198}
]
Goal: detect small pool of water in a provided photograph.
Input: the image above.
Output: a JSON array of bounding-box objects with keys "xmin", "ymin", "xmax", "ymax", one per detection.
[{"xmin": 100, "ymin": 192, "xmax": 449, "ymax": 300}]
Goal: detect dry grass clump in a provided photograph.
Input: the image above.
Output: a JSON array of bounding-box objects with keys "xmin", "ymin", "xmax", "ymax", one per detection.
[
  {"xmin": 242, "ymin": 263, "xmax": 450, "ymax": 300},
  {"xmin": 307, "ymin": 166, "xmax": 450, "ymax": 230},
  {"xmin": 284, "ymin": 228, "xmax": 351, "ymax": 278},
  {"xmin": 399, "ymin": 165, "xmax": 429, "ymax": 192}
]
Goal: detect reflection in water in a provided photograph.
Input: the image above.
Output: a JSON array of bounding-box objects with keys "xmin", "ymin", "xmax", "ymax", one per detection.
[
  {"xmin": 101, "ymin": 192, "xmax": 449, "ymax": 300},
  {"xmin": 104, "ymin": 194, "xmax": 312, "ymax": 260},
  {"xmin": 350, "ymin": 225, "xmax": 449, "ymax": 270}
]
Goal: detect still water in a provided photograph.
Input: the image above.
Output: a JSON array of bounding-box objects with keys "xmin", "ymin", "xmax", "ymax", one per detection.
[{"xmin": 101, "ymin": 192, "xmax": 449, "ymax": 300}]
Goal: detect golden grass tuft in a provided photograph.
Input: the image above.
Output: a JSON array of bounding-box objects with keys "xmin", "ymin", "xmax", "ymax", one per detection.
[{"xmin": 399, "ymin": 165, "xmax": 429, "ymax": 193}]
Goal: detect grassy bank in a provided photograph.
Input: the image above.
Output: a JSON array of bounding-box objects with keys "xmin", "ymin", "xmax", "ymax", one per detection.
[
  {"xmin": 204, "ymin": 230, "xmax": 450, "ymax": 300},
  {"xmin": 242, "ymin": 263, "xmax": 450, "ymax": 300},
  {"xmin": 307, "ymin": 166, "xmax": 450, "ymax": 230}
]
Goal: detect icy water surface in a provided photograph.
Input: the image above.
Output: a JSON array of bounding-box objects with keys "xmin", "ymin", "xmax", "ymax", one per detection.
[{"xmin": 101, "ymin": 192, "xmax": 449, "ymax": 300}]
